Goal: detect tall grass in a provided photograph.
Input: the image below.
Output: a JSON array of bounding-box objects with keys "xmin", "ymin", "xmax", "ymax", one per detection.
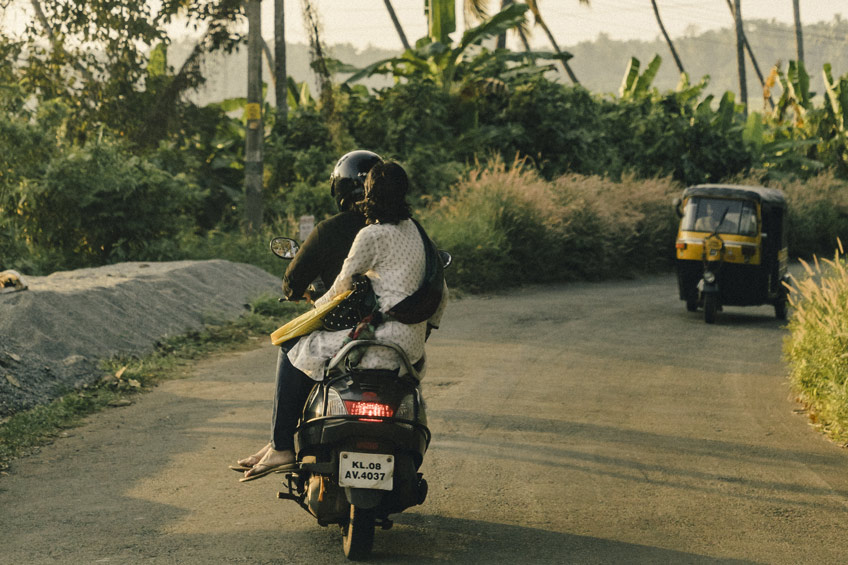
[
  {"xmin": 420, "ymin": 157, "xmax": 681, "ymax": 292},
  {"xmin": 784, "ymin": 243, "xmax": 848, "ymax": 443}
]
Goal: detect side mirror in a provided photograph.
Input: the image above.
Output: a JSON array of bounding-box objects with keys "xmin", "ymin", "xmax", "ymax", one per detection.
[
  {"xmin": 270, "ymin": 237, "xmax": 300, "ymax": 259},
  {"xmin": 672, "ymin": 197, "xmax": 683, "ymax": 218},
  {"xmin": 438, "ymin": 250, "xmax": 453, "ymax": 269}
]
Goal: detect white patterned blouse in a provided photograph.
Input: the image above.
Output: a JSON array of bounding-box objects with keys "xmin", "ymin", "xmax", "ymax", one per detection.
[{"xmin": 287, "ymin": 218, "xmax": 448, "ymax": 380}]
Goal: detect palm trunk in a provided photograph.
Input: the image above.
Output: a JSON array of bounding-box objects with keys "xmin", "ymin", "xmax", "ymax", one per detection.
[
  {"xmin": 650, "ymin": 0, "xmax": 684, "ymax": 74},
  {"xmin": 537, "ymin": 15, "xmax": 578, "ymax": 84},
  {"xmin": 526, "ymin": 1, "xmax": 579, "ymax": 84},
  {"xmin": 793, "ymin": 0, "xmax": 804, "ymax": 64},
  {"xmin": 724, "ymin": 0, "xmax": 772, "ymax": 108},
  {"xmin": 733, "ymin": 0, "xmax": 747, "ymax": 116},
  {"xmin": 497, "ymin": 0, "xmax": 513, "ymax": 49},
  {"xmin": 383, "ymin": 0, "xmax": 411, "ymax": 50}
]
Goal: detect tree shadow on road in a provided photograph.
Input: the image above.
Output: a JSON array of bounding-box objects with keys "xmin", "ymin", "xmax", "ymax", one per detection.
[{"xmin": 370, "ymin": 513, "xmax": 758, "ymax": 564}]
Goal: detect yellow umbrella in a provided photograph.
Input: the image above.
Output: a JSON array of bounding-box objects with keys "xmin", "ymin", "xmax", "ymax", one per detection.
[{"xmin": 270, "ymin": 289, "xmax": 353, "ymax": 346}]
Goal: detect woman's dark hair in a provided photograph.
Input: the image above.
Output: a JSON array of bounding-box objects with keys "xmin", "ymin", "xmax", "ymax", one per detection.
[{"xmin": 359, "ymin": 162, "xmax": 412, "ymax": 225}]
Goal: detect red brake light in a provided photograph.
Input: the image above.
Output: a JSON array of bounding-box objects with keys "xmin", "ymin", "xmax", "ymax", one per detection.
[
  {"xmin": 676, "ymin": 241, "xmax": 687, "ymax": 250},
  {"xmin": 344, "ymin": 401, "xmax": 394, "ymax": 420}
]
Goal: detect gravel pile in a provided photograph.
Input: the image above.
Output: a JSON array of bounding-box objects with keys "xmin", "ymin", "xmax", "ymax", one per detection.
[{"xmin": 0, "ymin": 260, "xmax": 281, "ymax": 418}]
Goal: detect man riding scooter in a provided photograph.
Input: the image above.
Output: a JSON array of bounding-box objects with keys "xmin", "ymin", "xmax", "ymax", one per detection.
[{"xmin": 233, "ymin": 150, "xmax": 383, "ymax": 478}]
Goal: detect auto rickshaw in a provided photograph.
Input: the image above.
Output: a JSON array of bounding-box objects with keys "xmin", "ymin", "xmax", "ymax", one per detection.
[{"xmin": 674, "ymin": 184, "xmax": 789, "ymax": 323}]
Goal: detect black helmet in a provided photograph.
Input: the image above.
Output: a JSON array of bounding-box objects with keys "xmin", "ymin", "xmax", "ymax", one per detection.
[{"xmin": 330, "ymin": 150, "xmax": 382, "ymax": 211}]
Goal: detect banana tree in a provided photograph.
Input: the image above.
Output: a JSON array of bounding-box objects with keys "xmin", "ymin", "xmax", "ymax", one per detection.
[
  {"xmin": 770, "ymin": 61, "xmax": 812, "ymax": 127},
  {"xmin": 618, "ymin": 55, "xmax": 662, "ymax": 100},
  {"xmin": 345, "ymin": 3, "xmax": 566, "ymax": 94},
  {"xmin": 820, "ymin": 63, "xmax": 848, "ymax": 171}
]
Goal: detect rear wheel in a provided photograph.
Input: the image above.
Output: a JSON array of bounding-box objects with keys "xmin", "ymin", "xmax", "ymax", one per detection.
[
  {"xmin": 342, "ymin": 505, "xmax": 375, "ymax": 561},
  {"xmin": 704, "ymin": 293, "xmax": 718, "ymax": 324}
]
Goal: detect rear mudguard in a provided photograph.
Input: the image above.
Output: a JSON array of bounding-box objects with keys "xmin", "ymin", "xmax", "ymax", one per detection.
[{"xmin": 345, "ymin": 487, "xmax": 385, "ymax": 509}]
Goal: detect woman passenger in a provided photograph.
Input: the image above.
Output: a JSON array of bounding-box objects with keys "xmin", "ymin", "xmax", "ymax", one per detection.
[{"xmin": 240, "ymin": 162, "xmax": 446, "ymax": 480}]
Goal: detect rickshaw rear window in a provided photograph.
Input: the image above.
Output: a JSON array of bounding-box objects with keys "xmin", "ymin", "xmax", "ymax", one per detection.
[{"xmin": 682, "ymin": 198, "xmax": 757, "ymax": 236}]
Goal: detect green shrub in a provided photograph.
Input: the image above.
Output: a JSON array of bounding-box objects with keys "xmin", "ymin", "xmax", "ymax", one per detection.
[
  {"xmin": 776, "ymin": 171, "xmax": 848, "ymax": 258},
  {"xmin": 421, "ymin": 158, "xmax": 681, "ymax": 292},
  {"xmin": 784, "ymin": 250, "xmax": 848, "ymax": 442},
  {"xmin": 173, "ymin": 222, "xmax": 295, "ymax": 276},
  {"xmin": 17, "ymin": 141, "xmax": 200, "ymax": 269}
]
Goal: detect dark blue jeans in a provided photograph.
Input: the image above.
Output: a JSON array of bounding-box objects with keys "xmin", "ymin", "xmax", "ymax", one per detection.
[{"xmin": 271, "ymin": 339, "xmax": 317, "ymax": 451}]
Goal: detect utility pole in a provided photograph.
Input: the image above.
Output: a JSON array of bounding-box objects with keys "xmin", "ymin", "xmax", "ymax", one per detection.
[
  {"xmin": 793, "ymin": 0, "xmax": 804, "ymax": 64},
  {"xmin": 733, "ymin": 0, "xmax": 747, "ymax": 117},
  {"xmin": 244, "ymin": 0, "xmax": 263, "ymax": 232},
  {"xmin": 274, "ymin": 0, "xmax": 287, "ymax": 134}
]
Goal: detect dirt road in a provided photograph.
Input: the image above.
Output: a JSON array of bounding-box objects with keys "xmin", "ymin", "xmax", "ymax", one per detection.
[{"xmin": 3, "ymin": 274, "xmax": 848, "ymax": 564}]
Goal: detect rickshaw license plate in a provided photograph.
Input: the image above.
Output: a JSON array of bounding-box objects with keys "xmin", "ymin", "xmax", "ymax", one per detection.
[{"xmin": 339, "ymin": 452, "xmax": 394, "ymax": 490}]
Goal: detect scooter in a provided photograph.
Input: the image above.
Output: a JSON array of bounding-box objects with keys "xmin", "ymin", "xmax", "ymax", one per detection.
[{"xmin": 269, "ymin": 236, "xmax": 446, "ymax": 560}]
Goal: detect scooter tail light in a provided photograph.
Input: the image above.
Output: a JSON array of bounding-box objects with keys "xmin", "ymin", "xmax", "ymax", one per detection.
[{"xmin": 344, "ymin": 400, "xmax": 394, "ymax": 421}]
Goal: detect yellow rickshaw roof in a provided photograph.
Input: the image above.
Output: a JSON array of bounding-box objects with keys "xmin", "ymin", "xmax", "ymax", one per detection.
[{"xmin": 683, "ymin": 184, "xmax": 787, "ymax": 207}]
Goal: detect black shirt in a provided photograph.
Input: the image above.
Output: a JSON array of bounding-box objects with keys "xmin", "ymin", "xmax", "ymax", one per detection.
[{"xmin": 282, "ymin": 209, "xmax": 366, "ymax": 301}]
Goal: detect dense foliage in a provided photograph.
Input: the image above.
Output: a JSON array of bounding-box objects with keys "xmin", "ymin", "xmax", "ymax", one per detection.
[
  {"xmin": 2, "ymin": 5, "xmax": 848, "ymax": 280},
  {"xmin": 421, "ymin": 159, "xmax": 680, "ymax": 291}
]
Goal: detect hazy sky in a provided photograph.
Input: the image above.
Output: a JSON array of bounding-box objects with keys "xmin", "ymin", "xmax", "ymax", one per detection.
[
  {"xmin": 3, "ymin": 1, "xmax": 846, "ymax": 51},
  {"xmin": 266, "ymin": 0, "xmax": 846, "ymax": 51}
]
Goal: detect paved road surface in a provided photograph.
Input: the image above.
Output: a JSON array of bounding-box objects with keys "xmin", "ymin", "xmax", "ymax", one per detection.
[{"xmin": 3, "ymin": 274, "xmax": 848, "ymax": 564}]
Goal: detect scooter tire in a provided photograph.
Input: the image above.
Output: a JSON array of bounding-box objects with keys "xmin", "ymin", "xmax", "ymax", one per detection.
[{"xmin": 342, "ymin": 505, "xmax": 376, "ymax": 561}]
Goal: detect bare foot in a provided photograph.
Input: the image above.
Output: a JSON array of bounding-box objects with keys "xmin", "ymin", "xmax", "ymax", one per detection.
[
  {"xmin": 242, "ymin": 448, "xmax": 295, "ymax": 479},
  {"xmin": 237, "ymin": 442, "xmax": 271, "ymax": 468}
]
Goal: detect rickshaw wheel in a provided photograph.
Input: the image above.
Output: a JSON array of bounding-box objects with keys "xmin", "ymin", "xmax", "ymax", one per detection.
[
  {"xmin": 685, "ymin": 296, "xmax": 698, "ymax": 312},
  {"xmin": 775, "ymin": 299, "xmax": 788, "ymax": 320},
  {"xmin": 704, "ymin": 294, "xmax": 718, "ymax": 324}
]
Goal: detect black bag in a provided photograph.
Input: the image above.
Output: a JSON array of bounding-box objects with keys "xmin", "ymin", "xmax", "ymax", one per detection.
[
  {"xmin": 388, "ymin": 220, "xmax": 445, "ymax": 325},
  {"xmin": 322, "ymin": 274, "xmax": 379, "ymax": 331}
]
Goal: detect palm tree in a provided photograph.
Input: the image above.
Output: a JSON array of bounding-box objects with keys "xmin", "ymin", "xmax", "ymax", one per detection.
[
  {"xmin": 525, "ymin": 0, "xmax": 589, "ymax": 85},
  {"xmin": 650, "ymin": 0, "xmax": 684, "ymax": 74}
]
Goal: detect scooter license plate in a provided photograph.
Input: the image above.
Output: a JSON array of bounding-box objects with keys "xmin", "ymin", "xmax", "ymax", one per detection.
[{"xmin": 339, "ymin": 452, "xmax": 394, "ymax": 490}]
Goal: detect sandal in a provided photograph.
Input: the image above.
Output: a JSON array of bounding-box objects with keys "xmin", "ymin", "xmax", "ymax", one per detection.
[
  {"xmin": 239, "ymin": 449, "xmax": 297, "ymax": 482},
  {"xmin": 232, "ymin": 443, "xmax": 272, "ymax": 471}
]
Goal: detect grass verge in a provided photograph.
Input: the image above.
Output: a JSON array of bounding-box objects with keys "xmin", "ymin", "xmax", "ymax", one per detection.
[{"xmin": 0, "ymin": 295, "xmax": 307, "ymax": 472}]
